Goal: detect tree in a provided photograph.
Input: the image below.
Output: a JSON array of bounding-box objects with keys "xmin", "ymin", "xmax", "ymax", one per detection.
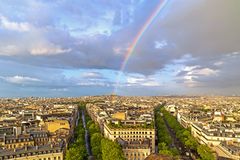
[
  {"xmin": 65, "ymin": 143, "xmax": 87, "ymax": 160},
  {"xmin": 66, "ymin": 104, "xmax": 87, "ymax": 160},
  {"xmin": 159, "ymin": 149, "xmax": 174, "ymax": 156},
  {"xmin": 170, "ymin": 147, "xmax": 180, "ymax": 156},
  {"xmin": 101, "ymin": 138, "xmax": 125, "ymax": 160},
  {"xmin": 91, "ymin": 133, "xmax": 103, "ymax": 160},
  {"xmin": 185, "ymin": 136, "xmax": 198, "ymax": 150},
  {"xmin": 158, "ymin": 142, "xmax": 168, "ymax": 150},
  {"xmin": 89, "ymin": 123, "xmax": 100, "ymax": 135},
  {"xmin": 197, "ymin": 145, "xmax": 215, "ymax": 160}
]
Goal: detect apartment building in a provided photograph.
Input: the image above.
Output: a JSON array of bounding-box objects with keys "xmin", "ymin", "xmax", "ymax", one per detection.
[
  {"xmin": 0, "ymin": 143, "xmax": 64, "ymax": 160},
  {"xmin": 191, "ymin": 123, "xmax": 240, "ymax": 146},
  {"xmin": 0, "ymin": 134, "xmax": 34, "ymax": 150},
  {"xmin": 104, "ymin": 122, "xmax": 155, "ymax": 160},
  {"xmin": 217, "ymin": 141, "xmax": 240, "ymax": 159}
]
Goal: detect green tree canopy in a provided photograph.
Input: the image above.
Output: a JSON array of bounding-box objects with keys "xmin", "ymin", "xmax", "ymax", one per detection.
[
  {"xmin": 197, "ymin": 145, "xmax": 215, "ymax": 160},
  {"xmin": 91, "ymin": 133, "xmax": 103, "ymax": 160},
  {"xmin": 101, "ymin": 138, "xmax": 125, "ymax": 160}
]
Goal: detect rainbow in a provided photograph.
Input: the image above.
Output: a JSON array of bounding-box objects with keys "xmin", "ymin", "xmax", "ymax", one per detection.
[{"xmin": 114, "ymin": 0, "xmax": 170, "ymax": 93}]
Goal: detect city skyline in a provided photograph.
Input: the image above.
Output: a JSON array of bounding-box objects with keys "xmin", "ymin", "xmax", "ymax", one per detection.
[{"xmin": 1, "ymin": 0, "xmax": 240, "ymax": 97}]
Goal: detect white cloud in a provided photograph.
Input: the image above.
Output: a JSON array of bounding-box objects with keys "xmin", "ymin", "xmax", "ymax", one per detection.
[
  {"xmin": 77, "ymin": 82, "xmax": 110, "ymax": 87},
  {"xmin": 182, "ymin": 75, "xmax": 198, "ymax": 87},
  {"xmin": 154, "ymin": 40, "xmax": 167, "ymax": 49},
  {"xmin": 81, "ymin": 72, "xmax": 103, "ymax": 79},
  {"xmin": 0, "ymin": 75, "xmax": 41, "ymax": 84},
  {"xmin": 30, "ymin": 43, "xmax": 71, "ymax": 55},
  {"xmin": 126, "ymin": 75, "xmax": 161, "ymax": 87},
  {"xmin": 0, "ymin": 15, "xmax": 31, "ymax": 32},
  {"xmin": 182, "ymin": 66, "xmax": 218, "ymax": 76},
  {"xmin": 227, "ymin": 52, "xmax": 240, "ymax": 57},
  {"xmin": 178, "ymin": 66, "xmax": 219, "ymax": 87},
  {"xmin": 214, "ymin": 61, "xmax": 224, "ymax": 66},
  {"xmin": 141, "ymin": 81, "xmax": 160, "ymax": 87},
  {"xmin": 183, "ymin": 65, "xmax": 199, "ymax": 72},
  {"xmin": 191, "ymin": 68, "xmax": 218, "ymax": 76},
  {"xmin": 127, "ymin": 77, "xmax": 144, "ymax": 84},
  {"xmin": 51, "ymin": 88, "xmax": 68, "ymax": 92},
  {"xmin": 0, "ymin": 45, "xmax": 20, "ymax": 56}
]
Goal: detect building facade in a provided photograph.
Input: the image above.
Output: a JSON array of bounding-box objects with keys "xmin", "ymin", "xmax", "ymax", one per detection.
[{"xmin": 104, "ymin": 123, "xmax": 155, "ymax": 160}]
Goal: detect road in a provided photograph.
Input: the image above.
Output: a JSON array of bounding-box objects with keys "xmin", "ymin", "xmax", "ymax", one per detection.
[
  {"xmin": 81, "ymin": 110, "xmax": 92, "ymax": 157},
  {"xmin": 162, "ymin": 115, "xmax": 194, "ymax": 160}
]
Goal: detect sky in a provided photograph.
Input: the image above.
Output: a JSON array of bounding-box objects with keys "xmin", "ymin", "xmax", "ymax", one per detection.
[{"xmin": 0, "ymin": 0, "xmax": 240, "ymax": 97}]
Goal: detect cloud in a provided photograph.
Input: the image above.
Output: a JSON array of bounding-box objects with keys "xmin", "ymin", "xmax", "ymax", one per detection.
[
  {"xmin": 0, "ymin": 45, "xmax": 20, "ymax": 56},
  {"xmin": 214, "ymin": 61, "xmax": 224, "ymax": 66},
  {"xmin": 0, "ymin": 15, "xmax": 31, "ymax": 32},
  {"xmin": 77, "ymin": 81, "xmax": 111, "ymax": 87},
  {"xmin": 1, "ymin": 0, "xmax": 240, "ymax": 76},
  {"xmin": 30, "ymin": 43, "xmax": 72, "ymax": 55},
  {"xmin": 126, "ymin": 74, "xmax": 161, "ymax": 87},
  {"xmin": 50, "ymin": 88, "xmax": 68, "ymax": 92},
  {"xmin": 1, "ymin": 0, "xmax": 240, "ymax": 96},
  {"xmin": 154, "ymin": 40, "xmax": 167, "ymax": 49},
  {"xmin": 0, "ymin": 75, "xmax": 41, "ymax": 84},
  {"xmin": 81, "ymin": 71, "xmax": 105, "ymax": 79},
  {"xmin": 176, "ymin": 66, "xmax": 219, "ymax": 87}
]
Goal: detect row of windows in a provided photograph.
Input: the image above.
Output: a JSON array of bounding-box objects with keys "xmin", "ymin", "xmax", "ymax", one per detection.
[
  {"xmin": 113, "ymin": 131, "xmax": 153, "ymax": 135},
  {"xmin": 126, "ymin": 146, "xmax": 149, "ymax": 149},
  {"xmin": 35, "ymin": 138, "xmax": 48, "ymax": 141},
  {"xmin": 32, "ymin": 134, "xmax": 48, "ymax": 138},
  {"xmin": 6, "ymin": 138, "xmax": 33, "ymax": 143},
  {"xmin": 7, "ymin": 142, "xmax": 34, "ymax": 149},
  {"xmin": 114, "ymin": 135, "xmax": 152, "ymax": 138},
  {"xmin": 33, "ymin": 156, "xmax": 62, "ymax": 160},
  {"xmin": 2, "ymin": 150, "xmax": 62, "ymax": 158},
  {"xmin": 1, "ymin": 155, "xmax": 61, "ymax": 160},
  {"xmin": 126, "ymin": 158, "xmax": 144, "ymax": 160},
  {"xmin": 125, "ymin": 153, "xmax": 148, "ymax": 156},
  {"xmin": 1, "ymin": 154, "xmax": 62, "ymax": 160}
]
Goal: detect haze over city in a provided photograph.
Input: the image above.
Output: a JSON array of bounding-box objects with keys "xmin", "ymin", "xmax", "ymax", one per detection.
[{"xmin": 1, "ymin": 0, "xmax": 240, "ymax": 97}]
